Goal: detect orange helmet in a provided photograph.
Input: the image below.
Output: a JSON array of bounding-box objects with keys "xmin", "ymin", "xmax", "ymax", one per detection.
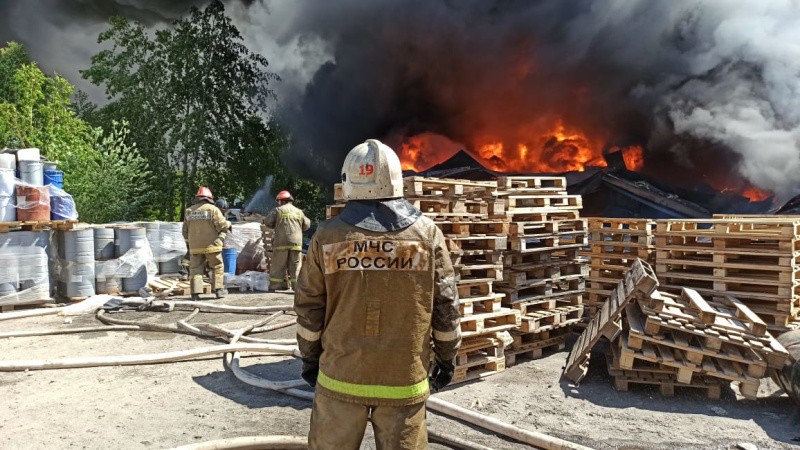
[
  {"xmin": 196, "ymin": 186, "xmax": 214, "ymax": 200},
  {"xmin": 276, "ymin": 190, "xmax": 293, "ymax": 202}
]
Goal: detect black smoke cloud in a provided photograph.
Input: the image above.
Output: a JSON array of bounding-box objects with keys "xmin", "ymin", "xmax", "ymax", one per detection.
[{"xmin": 2, "ymin": 0, "xmax": 798, "ymax": 196}]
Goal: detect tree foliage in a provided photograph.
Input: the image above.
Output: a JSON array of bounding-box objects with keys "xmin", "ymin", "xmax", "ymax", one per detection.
[
  {"xmin": 82, "ymin": 0, "xmax": 310, "ymax": 220},
  {"xmin": 0, "ymin": 42, "xmax": 154, "ymax": 222}
]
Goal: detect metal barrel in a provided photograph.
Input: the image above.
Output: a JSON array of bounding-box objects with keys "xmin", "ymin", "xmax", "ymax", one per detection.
[
  {"xmin": 57, "ymin": 229, "xmax": 96, "ymax": 298},
  {"xmin": 93, "ymin": 227, "xmax": 115, "ymax": 260},
  {"xmin": 116, "ymin": 226, "xmax": 148, "ymax": 293},
  {"xmin": 159, "ymin": 258, "xmax": 182, "ymax": 275},
  {"xmin": 19, "ymin": 160, "xmax": 43, "ymax": 186},
  {"xmin": 0, "ymin": 231, "xmax": 50, "ymax": 305},
  {"xmin": 772, "ymin": 330, "xmax": 800, "ymax": 406},
  {"xmin": 16, "ymin": 185, "xmax": 50, "ymax": 221}
]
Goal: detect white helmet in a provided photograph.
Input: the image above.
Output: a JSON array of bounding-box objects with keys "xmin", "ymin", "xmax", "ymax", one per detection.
[{"xmin": 341, "ymin": 139, "xmax": 403, "ymax": 200}]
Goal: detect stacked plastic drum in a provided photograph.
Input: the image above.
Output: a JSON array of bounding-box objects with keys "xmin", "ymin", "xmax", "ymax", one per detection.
[
  {"xmin": 116, "ymin": 226, "xmax": 149, "ymax": 293},
  {"xmin": 55, "ymin": 229, "xmax": 96, "ymax": 299},
  {"xmin": 17, "ymin": 160, "xmax": 50, "ymax": 221},
  {"xmin": 0, "ymin": 231, "xmax": 51, "ymax": 308},
  {"xmin": 0, "ymin": 158, "xmax": 15, "ymax": 222},
  {"xmin": 93, "ymin": 227, "xmax": 120, "ymax": 294}
]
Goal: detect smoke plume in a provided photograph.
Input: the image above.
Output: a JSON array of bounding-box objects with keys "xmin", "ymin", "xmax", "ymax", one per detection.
[{"xmin": 2, "ymin": 0, "xmax": 799, "ymax": 197}]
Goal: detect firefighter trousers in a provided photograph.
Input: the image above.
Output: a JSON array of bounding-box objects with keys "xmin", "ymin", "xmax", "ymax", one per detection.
[
  {"xmin": 308, "ymin": 392, "xmax": 427, "ymax": 450},
  {"xmin": 270, "ymin": 249, "xmax": 301, "ymax": 290},
  {"xmin": 189, "ymin": 252, "xmax": 224, "ymax": 294}
]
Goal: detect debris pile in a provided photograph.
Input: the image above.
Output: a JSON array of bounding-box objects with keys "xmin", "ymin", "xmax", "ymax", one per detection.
[
  {"xmin": 492, "ymin": 176, "xmax": 588, "ymax": 366},
  {"xmin": 584, "ymin": 218, "xmax": 655, "ymax": 322}
]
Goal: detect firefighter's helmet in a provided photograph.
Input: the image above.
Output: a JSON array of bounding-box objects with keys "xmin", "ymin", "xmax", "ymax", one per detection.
[
  {"xmin": 341, "ymin": 139, "xmax": 403, "ymax": 201},
  {"xmin": 276, "ymin": 190, "xmax": 293, "ymax": 202},
  {"xmin": 195, "ymin": 186, "xmax": 214, "ymax": 203}
]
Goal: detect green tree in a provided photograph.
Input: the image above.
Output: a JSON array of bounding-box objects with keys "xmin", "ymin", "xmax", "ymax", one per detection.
[
  {"xmin": 0, "ymin": 41, "xmax": 155, "ymax": 223},
  {"xmin": 83, "ymin": 0, "xmax": 283, "ymax": 219}
]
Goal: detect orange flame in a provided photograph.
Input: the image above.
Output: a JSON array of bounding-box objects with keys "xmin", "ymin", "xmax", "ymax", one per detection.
[
  {"xmin": 621, "ymin": 146, "xmax": 644, "ymax": 171},
  {"xmin": 743, "ymin": 188, "xmax": 771, "ymax": 202}
]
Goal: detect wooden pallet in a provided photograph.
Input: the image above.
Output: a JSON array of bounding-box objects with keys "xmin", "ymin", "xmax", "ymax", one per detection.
[
  {"xmin": 504, "ymin": 210, "xmax": 582, "ymax": 222},
  {"xmin": 451, "ymin": 335, "xmax": 506, "ymax": 384},
  {"xmin": 508, "ymin": 293, "xmax": 583, "ymax": 313},
  {"xmin": 148, "ymin": 277, "xmax": 211, "ymax": 296},
  {"xmin": 508, "ymin": 232, "xmax": 588, "ymax": 252},
  {"xmin": 508, "ymin": 219, "xmax": 587, "ymax": 237},
  {"xmin": 562, "ymin": 259, "xmax": 659, "ymax": 383},
  {"xmin": 503, "ymin": 248, "xmax": 582, "ymax": 266},
  {"xmin": 460, "ymin": 308, "xmax": 521, "ymax": 338},
  {"xmin": 496, "ymin": 275, "xmax": 585, "ymax": 304},
  {"xmin": 617, "ymin": 331, "xmax": 760, "ymax": 399},
  {"xmin": 505, "ymin": 328, "xmax": 571, "ymax": 365},
  {"xmin": 438, "ymin": 220, "xmax": 508, "ymax": 237},
  {"xmin": 0, "ymin": 220, "xmax": 79, "ymax": 233},
  {"xmin": 404, "ymin": 176, "xmax": 496, "ymax": 198},
  {"xmin": 447, "ymin": 236, "xmax": 508, "ymax": 252},
  {"xmin": 454, "ymin": 264, "xmax": 503, "ymax": 283},
  {"xmin": 503, "ymin": 195, "xmax": 582, "ymax": 213},
  {"xmin": 518, "ymin": 305, "xmax": 583, "ymax": 333},
  {"xmin": 459, "ymin": 293, "xmax": 504, "ymax": 316},
  {"xmin": 495, "ymin": 176, "xmax": 567, "ymax": 192},
  {"xmin": 503, "ymin": 261, "xmax": 586, "ymax": 285},
  {"xmin": 408, "ymin": 197, "xmax": 488, "ymax": 215},
  {"xmin": 451, "ymin": 250, "xmax": 502, "ymax": 267}
]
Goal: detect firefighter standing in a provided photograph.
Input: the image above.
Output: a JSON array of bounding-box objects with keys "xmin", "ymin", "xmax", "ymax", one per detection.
[
  {"xmin": 182, "ymin": 187, "xmax": 231, "ymax": 300},
  {"xmin": 263, "ymin": 190, "xmax": 311, "ymax": 291},
  {"xmin": 294, "ymin": 139, "xmax": 461, "ymax": 449}
]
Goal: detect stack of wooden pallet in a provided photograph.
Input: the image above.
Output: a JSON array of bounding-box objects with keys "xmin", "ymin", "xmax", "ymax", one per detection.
[
  {"xmin": 655, "ymin": 219, "xmax": 800, "ymax": 333},
  {"xmin": 491, "ymin": 176, "xmax": 588, "ymax": 366},
  {"xmin": 617, "ymin": 288, "xmax": 788, "ymax": 399},
  {"xmin": 403, "ymin": 176, "xmax": 521, "ymax": 383},
  {"xmin": 585, "ymin": 218, "xmax": 656, "ymax": 322},
  {"xmin": 564, "ymin": 258, "xmax": 790, "ymax": 399}
]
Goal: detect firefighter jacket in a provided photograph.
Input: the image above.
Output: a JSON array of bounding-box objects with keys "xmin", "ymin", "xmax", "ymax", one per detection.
[
  {"xmin": 294, "ymin": 201, "xmax": 461, "ymax": 407},
  {"xmin": 182, "ymin": 202, "xmax": 231, "ymax": 255},
  {"xmin": 263, "ymin": 203, "xmax": 311, "ymax": 251}
]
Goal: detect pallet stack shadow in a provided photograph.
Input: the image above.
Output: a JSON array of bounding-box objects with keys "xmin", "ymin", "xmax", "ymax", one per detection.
[
  {"xmin": 491, "ymin": 176, "xmax": 587, "ymax": 366},
  {"xmin": 563, "ymin": 259, "xmax": 790, "ymax": 400},
  {"xmin": 403, "ymin": 177, "xmax": 520, "ymax": 383},
  {"xmin": 585, "ymin": 219, "xmax": 655, "ymax": 322},
  {"xmin": 655, "ymin": 219, "xmax": 800, "ymax": 333}
]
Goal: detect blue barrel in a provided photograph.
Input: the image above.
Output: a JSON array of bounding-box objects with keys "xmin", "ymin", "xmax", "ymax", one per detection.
[
  {"xmin": 50, "ymin": 186, "xmax": 77, "ymax": 220},
  {"xmin": 222, "ymin": 248, "xmax": 238, "ymax": 274},
  {"xmin": 44, "ymin": 170, "xmax": 64, "ymax": 189}
]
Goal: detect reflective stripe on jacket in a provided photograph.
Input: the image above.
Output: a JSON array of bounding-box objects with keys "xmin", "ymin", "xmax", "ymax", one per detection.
[
  {"xmin": 263, "ymin": 203, "xmax": 311, "ymax": 251},
  {"xmin": 294, "ymin": 214, "xmax": 461, "ymax": 406},
  {"xmin": 182, "ymin": 202, "xmax": 231, "ymax": 254}
]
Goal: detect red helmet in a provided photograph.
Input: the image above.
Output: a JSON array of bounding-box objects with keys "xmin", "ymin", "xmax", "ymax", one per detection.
[
  {"xmin": 276, "ymin": 190, "xmax": 293, "ymax": 202},
  {"xmin": 196, "ymin": 186, "xmax": 214, "ymax": 200}
]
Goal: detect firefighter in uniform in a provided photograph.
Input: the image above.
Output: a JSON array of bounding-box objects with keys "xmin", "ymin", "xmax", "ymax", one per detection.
[
  {"xmin": 263, "ymin": 190, "xmax": 311, "ymax": 291},
  {"xmin": 182, "ymin": 186, "xmax": 231, "ymax": 300},
  {"xmin": 295, "ymin": 139, "xmax": 461, "ymax": 449}
]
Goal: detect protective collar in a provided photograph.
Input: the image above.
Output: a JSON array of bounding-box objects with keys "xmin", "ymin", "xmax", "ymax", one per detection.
[{"xmin": 339, "ymin": 198, "xmax": 422, "ymax": 232}]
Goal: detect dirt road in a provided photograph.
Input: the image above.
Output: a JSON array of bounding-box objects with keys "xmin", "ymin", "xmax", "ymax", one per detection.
[{"xmin": 0, "ymin": 292, "xmax": 797, "ymax": 449}]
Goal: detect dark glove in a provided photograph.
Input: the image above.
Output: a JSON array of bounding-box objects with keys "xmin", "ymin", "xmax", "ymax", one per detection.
[
  {"xmin": 429, "ymin": 359, "xmax": 456, "ymax": 392},
  {"xmin": 301, "ymin": 361, "xmax": 319, "ymax": 387}
]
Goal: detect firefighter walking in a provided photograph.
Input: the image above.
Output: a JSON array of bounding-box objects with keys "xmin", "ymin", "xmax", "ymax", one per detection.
[
  {"xmin": 182, "ymin": 186, "xmax": 231, "ymax": 300},
  {"xmin": 295, "ymin": 139, "xmax": 462, "ymax": 449},
  {"xmin": 263, "ymin": 190, "xmax": 311, "ymax": 291}
]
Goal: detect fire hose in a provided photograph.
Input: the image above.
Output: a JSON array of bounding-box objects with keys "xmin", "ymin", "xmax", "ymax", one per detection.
[{"xmin": 0, "ymin": 300, "xmax": 593, "ymax": 450}]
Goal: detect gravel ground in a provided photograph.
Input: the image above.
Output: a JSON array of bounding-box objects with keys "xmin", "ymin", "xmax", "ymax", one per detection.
[{"xmin": 0, "ymin": 291, "xmax": 797, "ymax": 449}]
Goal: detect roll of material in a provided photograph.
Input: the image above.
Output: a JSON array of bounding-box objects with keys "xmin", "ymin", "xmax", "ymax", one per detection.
[
  {"xmin": 19, "ymin": 160, "xmax": 43, "ymax": 186},
  {"xmin": 0, "ymin": 153, "xmax": 15, "ymax": 170},
  {"xmin": 93, "ymin": 227, "xmax": 115, "ymax": 260},
  {"xmin": 16, "ymin": 185, "xmax": 50, "ymax": 221},
  {"xmin": 116, "ymin": 226, "xmax": 148, "ymax": 293},
  {"xmin": 56, "ymin": 229, "xmax": 96, "ymax": 298}
]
